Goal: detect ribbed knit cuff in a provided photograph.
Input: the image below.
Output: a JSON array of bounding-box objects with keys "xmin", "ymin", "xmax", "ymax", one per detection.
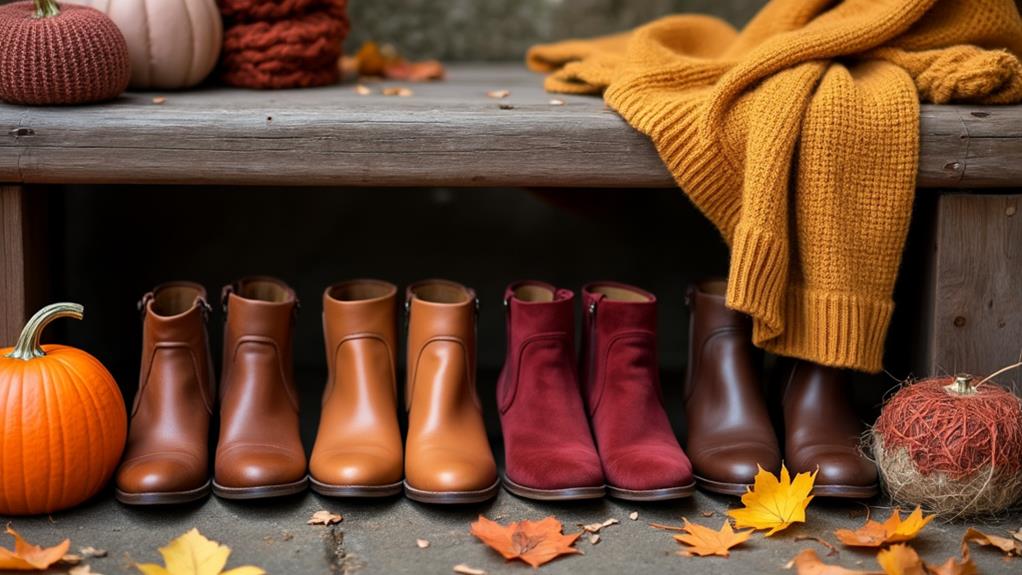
[
  {"xmin": 725, "ymin": 223, "xmax": 788, "ymax": 339},
  {"xmin": 754, "ymin": 287, "xmax": 893, "ymax": 374}
]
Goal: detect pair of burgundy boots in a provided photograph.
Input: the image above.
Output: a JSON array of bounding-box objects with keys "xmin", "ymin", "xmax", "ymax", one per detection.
[{"xmin": 497, "ymin": 281, "xmax": 695, "ymax": 501}]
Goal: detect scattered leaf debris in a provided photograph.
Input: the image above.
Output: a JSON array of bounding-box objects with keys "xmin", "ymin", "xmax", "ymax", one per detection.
[
  {"xmin": 794, "ymin": 535, "xmax": 839, "ymax": 557},
  {"xmin": 701, "ymin": 511, "xmax": 716, "ymax": 518},
  {"xmin": 80, "ymin": 547, "xmax": 107, "ymax": 558},
  {"xmin": 348, "ymin": 41, "xmax": 445, "ymax": 82},
  {"xmin": 549, "ymin": 99, "xmax": 565, "ymax": 106},
  {"xmin": 152, "ymin": 96, "xmax": 166, "ymax": 105},
  {"xmin": 579, "ymin": 518, "xmax": 619, "ymax": 534},
  {"xmin": 963, "ymin": 527, "xmax": 1022, "ymax": 556},
  {"xmin": 354, "ymin": 84, "xmax": 372, "ymax": 96},
  {"xmin": 62, "ymin": 553, "xmax": 83, "ymax": 565},
  {"xmin": 629, "ymin": 512, "xmax": 639, "ymax": 521},
  {"xmin": 70, "ymin": 565, "xmax": 103, "ymax": 575},
  {"xmin": 382, "ymin": 87, "xmax": 414, "ymax": 97},
  {"xmin": 453, "ymin": 564, "xmax": 486, "ymax": 575},
  {"xmin": 486, "ymin": 90, "xmax": 510, "ymax": 99},
  {"xmin": 416, "ymin": 539, "xmax": 430, "ymax": 549},
  {"xmin": 308, "ymin": 511, "xmax": 344, "ymax": 526},
  {"xmin": 589, "ymin": 534, "xmax": 600, "ymax": 545}
]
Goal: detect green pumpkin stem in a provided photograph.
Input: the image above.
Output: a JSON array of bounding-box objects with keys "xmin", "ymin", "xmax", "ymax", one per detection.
[
  {"xmin": 4, "ymin": 303, "xmax": 83, "ymax": 361},
  {"xmin": 33, "ymin": 0, "xmax": 61, "ymax": 19}
]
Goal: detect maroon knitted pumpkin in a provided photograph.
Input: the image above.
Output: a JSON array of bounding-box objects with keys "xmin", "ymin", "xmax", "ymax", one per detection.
[{"xmin": 0, "ymin": 0, "xmax": 130, "ymax": 105}]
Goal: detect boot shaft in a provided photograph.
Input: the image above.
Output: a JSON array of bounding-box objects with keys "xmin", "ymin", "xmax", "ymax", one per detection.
[
  {"xmin": 684, "ymin": 279, "xmax": 757, "ymax": 404},
  {"xmin": 322, "ymin": 279, "xmax": 398, "ymax": 399}
]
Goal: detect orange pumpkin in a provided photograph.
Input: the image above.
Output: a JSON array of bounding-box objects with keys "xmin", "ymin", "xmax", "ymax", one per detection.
[{"xmin": 0, "ymin": 303, "xmax": 126, "ymax": 515}]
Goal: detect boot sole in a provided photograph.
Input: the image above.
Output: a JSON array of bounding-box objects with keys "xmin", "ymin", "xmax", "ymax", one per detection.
[
  {"xmin": 310, "ymin": 477, "xmax": 403, "ymax": 498},
  {"xmin": 812, "ymin": 483, "xmax": 879, "ymax": 499},
  {"xmin": 212, "ymin": 476, "xmax": 309, "ymax": 500},
  {"xmin": 607, "ymin": 482, "xmax": 696, "ymax": 501},
  {"xmin": 694, "ymin": 474, "xmax": 753, "ymax": 497},
  {"xmin": 404, "ymin": 478, "xmax": 501, "ymax": 504},
  {"xmin": 502, "ymin": 475, "xmax": 606, "ymax": 501},
  {"xmin": 115, "ymin": 481, "xmax": 211, "ymax": 506}
]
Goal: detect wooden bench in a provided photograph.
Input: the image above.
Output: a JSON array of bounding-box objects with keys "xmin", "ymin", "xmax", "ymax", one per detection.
[{"xmin": 1, "ymin": 64, "xmax": 1019, "ymax": 375}]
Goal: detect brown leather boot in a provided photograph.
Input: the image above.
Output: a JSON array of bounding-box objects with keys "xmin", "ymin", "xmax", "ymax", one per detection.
[
  {"xmin": 213, "ymin": 277, "xmax": 307, "ymax": 499},
  {"xmin": 684, "ymin": 279, "xmax": 781, "ymax": 495},
  {"xmin": 404, "ymin": 280, "xmax": 499, "ymax": 504},
  {"xmin": 116, "ymin": 282, "xmax": 214, "ymax": 505},
  {"xmin": 780, "ymin": 360, "xmax": 879, "ymax": 498},
  {"xmin": 310, "ymin": 280, "xmax": 403, "ymax": 497}
]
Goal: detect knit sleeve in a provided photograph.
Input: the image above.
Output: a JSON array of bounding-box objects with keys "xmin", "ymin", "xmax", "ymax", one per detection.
[{"xmin": 867, "ymin": 45, "xmax": 1022, "ymax": 104}]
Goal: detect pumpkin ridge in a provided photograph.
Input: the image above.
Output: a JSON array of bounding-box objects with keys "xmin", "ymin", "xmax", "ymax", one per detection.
[
  {"xmin": 17, "ymin": 367, "xmax": 31, "ymax": 513},
  {"xmin": 49, "ymin": 360, "xmax": 73, "ymax": 512},
  {"xmin": 73, "ymin": 360, "xmax": 111, "ymax": 498},
  {"xmin": 40, "ymin": 361, "xmax": 55, "ymax": 513},
  {"xmin": 55, "ymin": 352, "xmax": 109, "ymax": 495},
  {"xmin": 0, "ymin": 368, "xmax": 12, "ymax": 513}
]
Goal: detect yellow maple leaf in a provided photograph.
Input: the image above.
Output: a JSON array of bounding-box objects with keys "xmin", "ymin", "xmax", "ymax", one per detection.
[
  {"xmin": 0, "ymin": 525, "xmax": 69, "ymax": 571},
  {"xmin": 727, "ymin": 464, "xmax": 816, "ymax": 536},
  {"xmin": 673, "ymin": 519, "xmax": 752, "ymax": 557},
  {"xmin": 135, "ymin": 529, "xmax": 264, "ymax": 575},
  {"xmin": 834, "ymin": 507, "xmax": 934, "ymax": 548},
  {"xmin": 876, "ymin": 544, "xmax": 925, "ymax": 575}
]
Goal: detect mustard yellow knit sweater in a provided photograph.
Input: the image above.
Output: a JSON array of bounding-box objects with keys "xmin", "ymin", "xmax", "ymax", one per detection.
[{"xmin": 528, "ymin": 0, "xmax": 1022, "ymax": 373}]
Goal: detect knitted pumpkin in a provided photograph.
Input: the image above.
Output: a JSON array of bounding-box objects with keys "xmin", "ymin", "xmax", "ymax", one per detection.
[
  {"xmin": 0, "ymin": 0, "xmax": 130, "ymax": 105},
  {"xmin": 78, "ymin": 0, "xmax": 222, "ymax": 89},
  {"xmin": 0, "ymin": 303, "xmax": 127, "ymax": 515}
]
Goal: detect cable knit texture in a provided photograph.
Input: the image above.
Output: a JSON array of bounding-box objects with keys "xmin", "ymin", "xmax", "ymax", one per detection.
[
  {"xmin": 0, "ymin": 2, "xmax": 130, "ymax": 105},
  {"xmin": 219, "ymin": 0, "xmax": 349, "ymax": 89},
  {"xmin": 527, "ymin": 0, "xmax": 1022, "ymax": 373}
]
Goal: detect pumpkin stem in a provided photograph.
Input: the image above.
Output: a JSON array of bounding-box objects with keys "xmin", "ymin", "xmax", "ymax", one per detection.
[
  {"xmin": 4, "ymin": 303, "xmax": 83, "ymax": 361},
  {"xmin": 944, "ymin": 375, "xmax": 978, "ymax": 396},
  {"xmin": 32, "ymin": 0, "xmax": 61, "ymax": 19}
]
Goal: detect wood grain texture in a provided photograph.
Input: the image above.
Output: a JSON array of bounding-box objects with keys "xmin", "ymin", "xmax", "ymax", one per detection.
[
  {"xmin": 925, "ymin": 193, "xmax": 1022, "ymax": 379},
  {"xmin": 0, "ymin": 65, "xmax": 1019, "ymax": 188},
  {"xmin": 1, "ymin": 185, "xmax": 27, "ymax": 345}
]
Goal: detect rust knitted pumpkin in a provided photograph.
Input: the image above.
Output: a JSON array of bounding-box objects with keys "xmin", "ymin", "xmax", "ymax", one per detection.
[
  {"xmin": 0, "ymin": 303, "xmax": 127, "ymax": 515},
  {"xmin": 0, "ymin": 0, "xmax": 131, "ymax": 105}
]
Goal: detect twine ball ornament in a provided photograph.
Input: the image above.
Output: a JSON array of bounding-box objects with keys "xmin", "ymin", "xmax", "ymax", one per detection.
[
  {"xmin": 871, "ymin": 372, "xmax": 1022, "ymax": 517},
  {"xmin": 0, "ymin": 0, "xmax": 130, "ymax": 105}
]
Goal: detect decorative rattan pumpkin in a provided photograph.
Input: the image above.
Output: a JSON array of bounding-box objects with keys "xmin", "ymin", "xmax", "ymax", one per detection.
[
  {"xmin": 0, "ymin": 303, "xmax": 127, "ymax": 515},
  {"xmin": 0, "ymin": 0, "xmax": 130, "ymax": 105},
  {"xmin": 80, "ymin": 0, "xmax": 223, "ymax": 89}
]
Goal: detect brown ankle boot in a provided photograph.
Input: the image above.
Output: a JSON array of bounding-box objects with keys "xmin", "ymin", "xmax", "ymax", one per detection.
[
  {"xmin": 403, "ymin": 280, "xmax": 499, "ymax": 504},
  {"xmin": 213, "ymin": 277, "xmax": 307, "ymax": 499},
  {"xmin": 310, "ymin": 280, "xmax": 403, "ymax": 497},
  {"xmin": 684, "ymin": 279, "xmax": 781, "ymax": 495},
  {"xmin": 116, "ymin": 282, "xmax": 214, "ymax": 505},
  {"xmin": 780, "ymin": 360, "xmax": 878, "ymax": 498}
]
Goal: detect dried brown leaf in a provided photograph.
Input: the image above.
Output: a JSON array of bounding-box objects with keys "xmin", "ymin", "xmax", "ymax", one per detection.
[
  {"xmin": 963, "ymin": 527, "xmax": 1022, "ymax": 556},
  {"xmin": 926, "ymin": 541, "xmax": 976, "ymax": 575},
  {"xmin": 307, "ymin": 511, "xmax": 343, "ymax": 526}
]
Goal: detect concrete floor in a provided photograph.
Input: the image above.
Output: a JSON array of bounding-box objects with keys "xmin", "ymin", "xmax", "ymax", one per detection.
[{"xmin": 5, "ymin": 488, "xmax": 1021, "ymax": 574}]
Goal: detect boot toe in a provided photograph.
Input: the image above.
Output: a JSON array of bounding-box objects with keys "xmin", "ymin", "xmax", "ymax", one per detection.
[
  {"xmin": 216, "ymin": 446, "xmax": 307, "ymax": 488},
  {"xmin": 406, "ymin": 449, "xmax": 496, "ymax": 493},
  {"xmin": 604, "ymin": 446, "xmax": 693, "ymax": 491},
  {"xmin": 117, "ymin": 452, "xmax": 205, "ymax": 494},
  {"xmin": 691, "ymin": 443, "xmax": 781, "ymax": 486},
  {"xmin": 507, "ymin": 447, "xmax": 604, "ymax": 490},
  {"xmin": 311, "ymin": 449, "xmax": 402, "ymax": 487},
  {"xmin": 790, "ymin": 446, "xmax": 878, "ymax": 488}
]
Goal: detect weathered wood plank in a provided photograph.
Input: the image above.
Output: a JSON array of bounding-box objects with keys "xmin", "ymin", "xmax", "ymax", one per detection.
[
  {"xmin": 0, "ymin": 185, "xmax": 47, "ymax": 346},
  {"xmin": 0, "ymin": 65, "xmax": 1020, "ymax": 188},
  {"xmin": 922, "ymin": 193, "xmax": 1022, "ymax": 378}
]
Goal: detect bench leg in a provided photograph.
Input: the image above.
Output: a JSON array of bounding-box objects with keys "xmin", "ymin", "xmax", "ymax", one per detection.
[
  {"xmin": 922, "ymin": 193, "xmax": 1022, "ymax": 378},
  {"xmin": 1, "ymin": 185, "xmax": 47, "ymax": 345}
]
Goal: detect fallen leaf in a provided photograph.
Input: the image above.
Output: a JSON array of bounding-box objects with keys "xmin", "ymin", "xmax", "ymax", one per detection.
[
  {"xmin": 134, "ymin": 528, "xmax": 264, "ymax": 575},
  {"xmin": 794, "ymin": 535, "xmax": 839, "ymax": 557},
  {"xmin": 71, "ymin": 566, "xmax": 104, "ymax": 575},
  {"xmin": 382, "ymin": 87, "xmax": 413, "ymax": 97},
  {"xmin": 384, "ymin": 60, "xmax": 445, "ymax": 82},
  {"xmin": 152, "ymin": 97, "xmax": 166, "ymax": 105},
  {"xmin": 0, "ymin": 525, "xmax": 70, "ymax": 571},
  {"xmin": 549, "ymin": 99, "xmax": 565, "ymax": 106},
  {"xmin": 453, "ymin": 565, "xmax": 486, "ymax": 575},
  {"xmin": 416, "ymin": 539, "xmax": 429, "ymax": 549},
  {"xmin": 578, "ymin": 518, "xmax": 618, "ymax": 534},
  {"xmin": 470, "ymin": 515, "xmax": 581, "ymax": 568},
  {"xmin": 629, "ymin": 512, "xmax": 639, "ymax": 521},
  {"xmin": 672, "ymin": 519, "xmax": 752, "ymax": 558},
  {"xmin": 307, "ymin": 511, "xmax": 343, "ymax": 526},
  {"xmin": 876, "ymin": 544, "xmax": 925, "ymax": 575},
  {"xmin": 727, "ymin": 464, "xmax": 816, "ymax": 536},
  {"xmin": 355, "ymin": 41, "xmax": 391, "ymax": 77},
  {"xmin": 354, "ymin": 84, "xmax": 372, "ymax": 96},
  {"xmin": 835, "ymin": 507, "xmax": 934, "ymax": 548},
  {"xmin": 962, "ymin": 527, "xmax": 1022, "ymax": 556},
  {"xmin": 486, "ymin": 90, "xmax": 510, "ymax": 99},
  {"xmin": 926, "ymin": 541, "xmax": 976, "ymax": 575},
  {"xmin": 589, "ymin": 534, "xmax": 600, "ymax": 545},
  {"xmin": 81, "ymin": 547, "xmax": 108, "ymax": 558},
  {"xmin": 701, "ymin": 511, "xmax": 716, "ymax": 518},
  {"xmin": 786, "ymin": 549, "xmax": 881, "ymax": 574}
]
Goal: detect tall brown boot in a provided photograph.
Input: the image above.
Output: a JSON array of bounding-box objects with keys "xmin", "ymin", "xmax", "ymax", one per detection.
[
  {"xmin": 116, "ymin": 282, "xmax": 214, "ymax": 505},
  {"xmin": 310, "ymin": 280, "xmax": 403, "ymax": 497},
  {"xmin": 404, "ymin": 280, "xmax": 499, "ymax": 504},
  {"xmin": 780, "ymin": 360, "xmax": 878, "ymax": 498},
  {"xmin": 684, "ymin": 279, "xmax": 781, "ymax": 495},
  {"xmin": 213, "ymin": 277, "xmax": 307, "ymax": 499}
]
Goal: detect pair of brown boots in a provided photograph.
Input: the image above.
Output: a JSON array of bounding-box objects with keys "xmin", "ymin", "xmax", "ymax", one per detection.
[{"xmin": 115, "ymin": 278, "xmax": 497, "ymax": 505}]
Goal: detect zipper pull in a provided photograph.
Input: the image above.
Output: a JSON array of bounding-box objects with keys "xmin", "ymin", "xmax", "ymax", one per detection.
[{"xmin": 588, "ymin": 300, "xmax": 598, "ymax": 319}]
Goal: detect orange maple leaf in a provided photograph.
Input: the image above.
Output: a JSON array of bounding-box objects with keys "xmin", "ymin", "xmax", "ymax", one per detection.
[
  {"xmin": 0, "ymin": 525, "xmax": 70, "ymax": 571},
  {"xmin": 834, "ymin": 507, "xmax": 934, "ymax": 548},
  {"xmin": 787, "ymin": 548, "xmax": 881, "ymax": 574},
  {"xmin": 469, "ymin": 515, "xmax": 581, "ymax": 568},
  {"xmin": 876, "ymin": 544, "xmax": 925, "ymax": 575},
  {"xmin": 672, "ymin": 519, "xmax": 752, "ymax": 557},
  {"xmin": 727, "ymin": 464, "xmax": 816, "ymax": 536},
  {"xmin": 926, "ymin": 541, "xmax": 976, "ymax": 575}
]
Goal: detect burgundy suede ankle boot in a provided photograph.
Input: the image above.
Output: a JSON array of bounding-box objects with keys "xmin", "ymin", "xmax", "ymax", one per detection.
[
  {"xmin": 497, "ymin": 281, "xmax": 605, "ymax": 500},
  {"xmin": 582, "ymin": 282, "xmax": 695, "ymax": 501}
]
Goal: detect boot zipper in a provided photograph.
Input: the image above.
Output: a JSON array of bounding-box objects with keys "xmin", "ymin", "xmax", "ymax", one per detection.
[{"xmin": 586, "ymin": 299, "xmax": 598, "ymax": 389}]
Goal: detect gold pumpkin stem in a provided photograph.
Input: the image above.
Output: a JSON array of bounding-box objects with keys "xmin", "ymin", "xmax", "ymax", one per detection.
[
  {"xmin": 944, "ymin": 375, "xmax": 977, "ymax": 396},
  {"xmin": 33, "ymin": 0, "xmax": 61, "ymax": 19},
  {"xmin": 4, "ymin": 303, "xmax": 84, "ymax": 361}
]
